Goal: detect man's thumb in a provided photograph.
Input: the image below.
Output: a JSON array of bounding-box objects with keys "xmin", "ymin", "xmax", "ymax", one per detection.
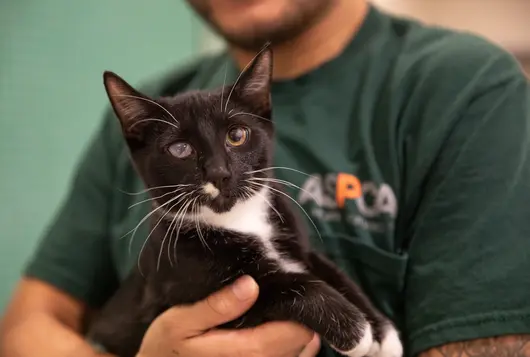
[{"xmin": 167, "ymin": 275, "xmax": 259, "ymax": 337}]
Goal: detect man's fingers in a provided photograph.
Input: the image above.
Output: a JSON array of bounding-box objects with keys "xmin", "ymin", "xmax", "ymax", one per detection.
[
  {"xmin": 162, "ymin": 275, "xmax": 259, "ymax": 338},
  {"xmin": 183, "ymin": 321, "xmax": 314, "ymax": 357},
  {"xmin": 249, "ymin": 321, "xmax": 315, "ymax": 353},
  {"xmin": 299, "ymin": 334, "xmax": 321, "ymax": 357}
]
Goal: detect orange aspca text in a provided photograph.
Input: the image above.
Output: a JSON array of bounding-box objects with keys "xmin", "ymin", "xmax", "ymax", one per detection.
[{"xmin": 335, "ymin": 173, "xmax": 362, "ymax": 208}]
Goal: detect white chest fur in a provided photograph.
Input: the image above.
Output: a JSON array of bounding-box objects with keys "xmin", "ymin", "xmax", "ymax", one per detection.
[
  {"xmin": 198, "ymin": 186, "xmax": 273, "ymax": 240},
  {"xmin": 188, "ymin": 185, "xmax": 306, "ymax": 274}
]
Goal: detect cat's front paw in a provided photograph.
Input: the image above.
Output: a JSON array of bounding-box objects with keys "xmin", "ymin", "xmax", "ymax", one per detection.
[
  {"xmin": 370, "ymin": 325, "xmax": 403, "ymax": 357},
  {"xmin": 333, "ymin": 321, "xmax": 374, "ymax": 357}
]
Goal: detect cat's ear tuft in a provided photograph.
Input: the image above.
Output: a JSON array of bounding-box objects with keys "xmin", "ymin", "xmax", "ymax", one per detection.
[
  {"xmin": 235, "ymin": 43, "xmax": 273, "ymax": 110},
  {"xmin": 103, "ymin": 71, "xmax": 150, "ymax": 136}
]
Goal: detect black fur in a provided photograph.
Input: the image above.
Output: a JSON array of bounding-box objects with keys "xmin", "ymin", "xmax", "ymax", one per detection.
[{"xmin": 87, "ymin": 45, "xmax": 400, "ymax": 357}]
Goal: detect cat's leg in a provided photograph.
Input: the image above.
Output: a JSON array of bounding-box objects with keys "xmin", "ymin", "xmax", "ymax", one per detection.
[
  {"xmin": 229, "ymin": 273, "xmax": 374, "ymax": 357},
  {"xmin": 86, "ymin": 271, "xmax": 160, "ymax": 357},
  {"xmin": 308, "ymin": 251, "xmax": 403, "ymax": 357}
]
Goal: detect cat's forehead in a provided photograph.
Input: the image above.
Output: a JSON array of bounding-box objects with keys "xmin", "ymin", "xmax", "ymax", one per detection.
[
  {"xmin": 160, "ymin": 88, "xmax": 246, "ymax": 125},
  {"xmin": 165, "ymin": 90, "xmax": 217, "ymax": 113}
]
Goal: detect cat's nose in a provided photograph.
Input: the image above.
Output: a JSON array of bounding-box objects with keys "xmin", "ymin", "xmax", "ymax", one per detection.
[{"xmin": 204, "ymin": 161, "xmax": 231, "ymax": 188}]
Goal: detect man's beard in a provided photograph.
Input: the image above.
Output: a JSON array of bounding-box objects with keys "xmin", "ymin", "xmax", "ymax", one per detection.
[{"xmin": 188, "ymin": 0, "xmax": 334, "ymax": 51}]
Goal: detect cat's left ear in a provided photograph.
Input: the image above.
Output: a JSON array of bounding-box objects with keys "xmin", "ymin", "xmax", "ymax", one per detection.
[
  {"xmin": 234, "ymin": 43, "xmax": 273, "ymax": 111},
  {"xmin": 103, "ymin": 71, "xmax": 152, "ymax": 138}
]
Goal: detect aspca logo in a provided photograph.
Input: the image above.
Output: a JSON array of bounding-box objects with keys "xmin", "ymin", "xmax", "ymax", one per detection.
[{"xmin": 298, "ymin": 173, "xmax": 397, "ymax": 232}]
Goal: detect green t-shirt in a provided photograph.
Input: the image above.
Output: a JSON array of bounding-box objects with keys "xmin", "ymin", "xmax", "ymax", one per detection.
[{"xmin": 25, "ymin": 6, "xmax": 530, "ymax": 357}]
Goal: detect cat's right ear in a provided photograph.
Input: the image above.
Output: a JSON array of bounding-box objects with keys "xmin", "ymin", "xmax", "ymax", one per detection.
[
  {"xmin": 233, "ymin": 43, "xmax": 273, "ymax": 112},
  {"xmin": 103, "ymin": 71, "xmax": 151, "ymax": 137}
]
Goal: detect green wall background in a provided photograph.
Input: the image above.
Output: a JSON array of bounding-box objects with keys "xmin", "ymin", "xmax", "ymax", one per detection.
[{"xmin": 0, "ymin": 1, "xmax": 202, "ymax": 310}]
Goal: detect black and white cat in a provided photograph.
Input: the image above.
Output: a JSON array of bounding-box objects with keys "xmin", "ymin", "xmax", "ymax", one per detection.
[{"xmin": 87, "ymin": 45, "xmax": 403, "ymax": 357}]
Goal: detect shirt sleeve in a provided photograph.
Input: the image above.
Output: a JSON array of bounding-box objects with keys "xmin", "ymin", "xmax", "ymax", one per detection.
[
  {"xmin": 404, "ymin": 48, "xmax": 530, "ymax": 355},
  {"xmin": 24, "ymin": 113, "xmax": 123, "ymax": 308}
]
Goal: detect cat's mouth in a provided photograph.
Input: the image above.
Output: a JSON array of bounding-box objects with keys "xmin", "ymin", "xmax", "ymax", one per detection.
[
  {"xmin": 207, "ymin": 195, "xmax": 236, "ymax": 213},
  {"xmin": 201, "ymin": 182, "xmax": 236, "ymax": 213}
]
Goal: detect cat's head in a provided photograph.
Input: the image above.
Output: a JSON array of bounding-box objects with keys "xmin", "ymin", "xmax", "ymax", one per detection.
[{"xmin": 103, "ymin": 46, "xmax": 274, "ymax": 214}]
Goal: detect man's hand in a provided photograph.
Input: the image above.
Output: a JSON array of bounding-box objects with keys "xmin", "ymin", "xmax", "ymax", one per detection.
[
  {"xmin": 0, "ymin": 278, "xmax": 117, "ymax": 357},
  {"xmin": 137, "ymin": 275, "xmax": 320, "ymax": 357}
]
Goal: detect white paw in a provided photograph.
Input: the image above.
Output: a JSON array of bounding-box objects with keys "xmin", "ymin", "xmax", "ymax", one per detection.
[
  {"xmin": 335, "ymin": 322, "xmax": 374, "ymax": 357},
  {"xmin": 367, "ymin": 341, "xmax": 381, "ymax": 356},
  {"xmin": 376, "ymin": 326, "xmax": 403, "ymax": 357}
]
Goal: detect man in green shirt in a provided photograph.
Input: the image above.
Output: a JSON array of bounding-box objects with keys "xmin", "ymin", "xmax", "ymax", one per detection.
[{"xmin": 1, "ymin": 0, "xmax": 530, "ymax": 356}]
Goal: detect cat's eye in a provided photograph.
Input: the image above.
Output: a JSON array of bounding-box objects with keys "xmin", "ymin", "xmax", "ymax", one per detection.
[
  {"xmin": 168, "ymin": 142, "xmax": 193, "ymax": 159},
  {"xmin": 226, "ymin": 126, "xmax": 250, "ymax": 147}
]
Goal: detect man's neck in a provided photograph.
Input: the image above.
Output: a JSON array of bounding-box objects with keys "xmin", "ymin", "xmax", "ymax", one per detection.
[{"xmin": 230, "ymin": 0, "xmax": 369, "ymax": 80}]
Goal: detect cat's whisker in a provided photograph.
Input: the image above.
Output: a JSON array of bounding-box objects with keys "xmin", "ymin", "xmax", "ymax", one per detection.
[
  {"xmin": 192, "ymin": 198, "xmax": 201, "ymax": 244},
  {"xmin": 137, "ymin": 198, "xmax": 181, "ymax": 276},
  {"xmin": 244, "ymin": 180, "xmax": 323, "ymax": 242},
  {"xmin": 129, "ymin": 118, "xmax": 180, "ymax": 131},
  {"xmin": 132, "ymin": 191, "xmax": 191, "ymax": 254},
  {"xmin": 166, "ymin": 205, "xmax": 184, "ymax": 268},
  {"xmin": 167, "ymin": 191, "xmax": 196, "ymax": 266},
  {"xmin": 237, "ymin": 187, "xmax": 251, "ymax": 203},
  {"xmin": 172, "ymin": 195, "xmax": 196, "ymax": 263},
  {"xmin": 241, "ymin": 186, "xmax": 256, "ymax": 203},
  {"xmin": 224, "ymin": 47, "xmax": 268, "ymax": 112},
  {"xmin": 111, "ymin": 94, "xmax": 180, "ymax": 125},
  {"xmin": 245, "ymin": 166, "xmax": 314, "ymax": 177},
  {"xmin": 220, "ymin": 62, "xmax": 228, "ymax": 111},
  {"xmin": 197, "ymin": 213, "xmax": 211, "ymax": 254},
  {"xmin": 166, "ymin": 191, "xmax": 197, "ymax": 267},
  {"xmin": 192, "ymin": 198, "xmax": 212, "ymax": 253},
  {"xmin": 122, "ymin": 191, "xmax": 188, "ymax": 249},
  {"xmin": 128, "ymin": 186, "xmax": 188, "ymax": 209},
  {"xmin": 127, "ymin": 192, "xmax": 191, "ymax": 272},
  {"xmin": 155, "ymin": 212, "xmax": 175, "ymax": 272},
  {"xmin": 119, "ymin": 184, "xmax": 193, "ymax": 196},
  {"xmin": 152, "ymin": 204, "xmax": 180, "ymax": 272},
  {"xmin": 244, "ymin": 186, "xmax": 284, "ymax": 223},
  {"xmin": 242, "ymin": 187, "xmax": 254, "ymax": 201},
  {"xmin": 164, "ymin": 212, "xmax": 180, "ymax": 268},
  {"xmin": 147, "ymin": 191, "xmax": 194, "ymax": 271},
  {"xmin": 228, "ymin": 112, "xmax": 273, "ymax": 123},
  {"xmin": 248, "ymin": 177, "xmax": 319, "ymax": 203}
]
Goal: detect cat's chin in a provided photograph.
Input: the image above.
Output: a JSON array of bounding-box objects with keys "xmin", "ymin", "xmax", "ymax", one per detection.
[{"xmin": 206, "ymin": 195, "xmax": 237, "ymax": 214}]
